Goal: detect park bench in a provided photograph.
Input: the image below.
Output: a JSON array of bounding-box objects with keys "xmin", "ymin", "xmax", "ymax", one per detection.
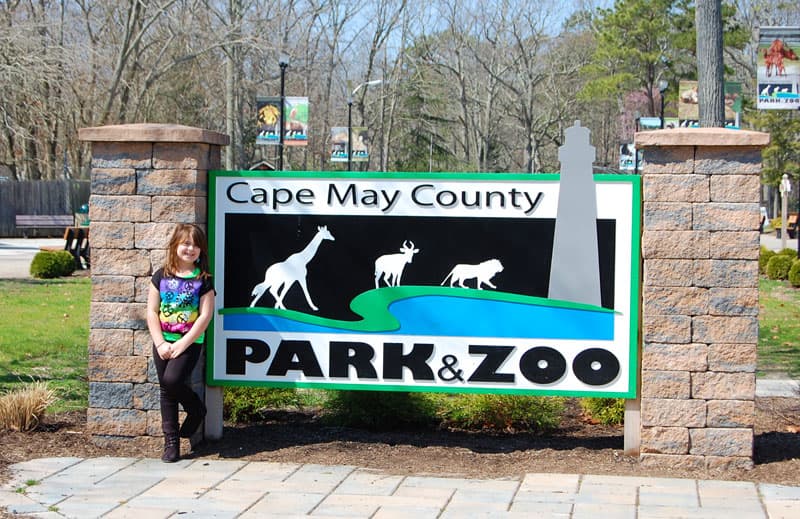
[
  {"xmin": 788, "ymin": 214, "xmax": 798, "ymax": 239},
  {"xmin": 15, "ymin": 214, "xmax": 74, "ymax": 236}
]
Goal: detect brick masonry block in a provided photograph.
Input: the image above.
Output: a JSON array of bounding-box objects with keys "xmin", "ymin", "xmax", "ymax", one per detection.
[
  {"xmin": 90, "ymin": 301, "xmax": 147, "ymax": 330},
  {"xmin": 89, "ymin": 328, "xmax": 134, "ymax": 356},
  {"xmin": 92, "ymin": 249, "xmax": 151, "ymax": 277},
  {"xmin": 710, "ymin": 175, "xmax": 761, "ymax": 203},
  {"xmin": 641, "ymin": 426, "xmax": 689, "ymax": 454},
  {"xmin": 693, "ymin": 203, "xmax": 760, "ymax": 231},
  {"xmin": 707, "ymin": 400, "xmax": 755, "ymax": 428},
  {"xmin": 643, "ymin": 202, "xmax": 692, "ymax": 230},
  {"xmin": 692, "ymin": 372, "xmax": 755, "ymax": 400},
  {"xmin": 134, "ymin": 330, "xmax": 154, "ymax": 356},
  {"xmin": 153, "ymin": 142, "xmax": 212, "ymax": 170},
  {"xmin": 644, "ymin": 259, "xmax": 693, "ymax": 287},
  {"xmin": 88, "ymin": 355, "xmax": 148, "ymax": 383},
  {"xmin": 91, "ymin": 168, "xmax": 136, "ymax": 195},
  {"xmin": 640, "ymin": 147, "xmax": 694, "ymax": 174},
  {"xmin": 643, "ymin": 175, "xmax": 709, "ymax": 202},
  {"xmin": 708, "ymin": 288, "xmax": 758, "ymax": 316},
  {"xmin": 135, "ymin": 222, "xmax": 178, "ymax": 249},
  {"xmin": 150, "ymin": 250, "xmax": 167, "ymax": 273},
  {"xmin": 708, "ymin": 343, "xmax": 757, "ymax": 372},
  {"xmin": 91, "ymin": 142, "xmax": 152, "ymax": 169},
  {"xmin": 135, "ymin": 276, "xmax": 152, "ymax": 304},
  {"xmin": 89, "ymin": 194, "xmax": 151, "ymax": 222},
  {"xmin": 146, "ymin": 409, "xmax": 164, "ymax": 436},
  {"xmin": 640, "ymin": 453, "xmax": 706, "ymax": 471},
  {"xmin": 133, "ymin": 383, "xmax": 160, "ymax": 411},
  {"xmin": 693, "ymin": 260, "xmax": 758, "ymax": 288},
  {"xmin": 694, "ymin": 146, "xmax": 763, "ymax": 175},
  {"xmin": 709, "ymin": 231, "xmax": 760, "ymax": 260},
  {"xmin": 209, "ymin": 146, "xmax": 222, "ymax": 169},
  {"xmin": 89, "ymin": 382, "xmax": 133, "ymax": 408},
  {"xmin": 643, "ymin": 286, "xmax": 708, "ymax": 316},
  {"xmin": 90, "ymin": 222, "xmax": 134, "ymax": 250},
  {"xmin": 641, "ymin": 370, "xmax": 691, "ymax": 399},
  {"xmin": 642, "ymin": 398, "xmax": 706, "ymax": 427},
  {"xmin": 642, "ymin": 343, "xmax": 707, "ymax": 372},
  {"xmin": 137, "ymin": 169, "xmax": 207, "ymax": 196},
  {"xmin": 643, "ymin": 314, "xmax": 692, "ymax": 343},
  {"xmin": 642, "ymin": 231, "xmax": 709, "ymax": 259},
  {"xmin": 689, "ymin": 428, "xmax": 753, "ymax": 457},
  {"xmin": 151, "ymin": 196, "xmax": 206, "ymax": 223},
  {"xmin": 92, "ymin": 275, "xmax": 135, "ymax": 303},
  {"xmin": 147, "ymin": 356, "xmax": 159, "ymax": 383},
  {"xmin": 705, "ymin": 456, "xmax": 754, "ymax": 471},
  {"xmin": 87, "ymin": 408, "xmax": 147, "ymax": 437},
  {"xmin": 693, "ymin": 316, "xmax": 758, "ymax": 343}
]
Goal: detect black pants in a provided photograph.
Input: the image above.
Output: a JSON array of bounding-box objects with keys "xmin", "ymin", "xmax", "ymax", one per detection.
[{"xmin": 152, "ymin": 343, "xmax": 204, "ymax": 436}]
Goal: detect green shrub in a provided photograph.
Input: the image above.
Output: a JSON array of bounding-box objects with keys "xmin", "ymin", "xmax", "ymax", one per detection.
[
  {"xmin": 789, "ymin": 260, "xmax": 800, "ymax": 287},
  {"xmin": 223, "ymin": 387, "xmax": 319, "ymax": 422},
  {"xmin": 779, "ymin": 248, "xmax": 798, "ymax": 257},
  {"xmin": 29, "ymin": 251, "xmax": 75, "ymax": 279},
  {"xmin": 770, "ymin": 217, "xmax": 782, "ymax": 230},
  {"xmin": 760, "ymin": 247, "xmax": 776, "ymax": 274},
  {"xmin": 436, "ymin": 394, "xmax": 565, "ymax": 432},
  {"xmin": 767, "ymin": 254, "xmax": 794, "ymax": 280},
  {"xmin": 580, "ymin": 398, "xmax": 625, "ymax": 425},
  {"xmin": 322, "ymin": 391, "xmax": 437, "ymax": 430}
]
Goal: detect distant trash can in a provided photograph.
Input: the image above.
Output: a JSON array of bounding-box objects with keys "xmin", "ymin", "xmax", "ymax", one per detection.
[{"xmin": 74, "ymin": 203, "xmax": 90, "ymax": 226}]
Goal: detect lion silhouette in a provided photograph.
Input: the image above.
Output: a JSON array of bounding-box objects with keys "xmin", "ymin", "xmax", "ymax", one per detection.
[{"xmin": 441, "ymin": 259, "xmax": 503, "ymax": 290}]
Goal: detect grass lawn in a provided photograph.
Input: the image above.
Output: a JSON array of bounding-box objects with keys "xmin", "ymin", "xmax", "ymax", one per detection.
[
  {"xmin": 0, "ymin": 277, "xmax": 90, "ymax": 412},
  {"xmin": 758, "ymin": 277, "xmax": 800, "ymax": 378},
  {"xmin": 0, "ymin": 276, "xmax": 798, "ymax": 413}
]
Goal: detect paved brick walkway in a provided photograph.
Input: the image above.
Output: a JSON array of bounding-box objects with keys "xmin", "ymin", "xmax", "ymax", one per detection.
[{"xmin": 2, "ymin": 457, "xmax": 800, "ymax": 518}]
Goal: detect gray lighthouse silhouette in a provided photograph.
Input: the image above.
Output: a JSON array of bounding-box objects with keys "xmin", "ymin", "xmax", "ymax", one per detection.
[{"xmin": 548, "ymin": 121, "xmax": 601, "ymax": 307}]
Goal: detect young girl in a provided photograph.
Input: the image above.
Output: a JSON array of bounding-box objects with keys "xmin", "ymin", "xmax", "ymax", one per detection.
[{"xmin": 146, "ymin": 223, "xmax": 215, "ymax": 463}]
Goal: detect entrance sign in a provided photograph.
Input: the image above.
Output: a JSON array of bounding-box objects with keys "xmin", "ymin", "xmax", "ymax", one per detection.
[{"xmin": 209, "ymin": 170, "xmax": 640, "ymax": 398}]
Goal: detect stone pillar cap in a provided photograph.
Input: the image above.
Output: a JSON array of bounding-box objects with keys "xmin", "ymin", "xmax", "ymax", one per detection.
[
  {"xmin": 635, "ymin": 127, "xmax": 769, "ymax": 148},
  {"xmin": 78, "ymin": 123, "xmax": 229, "ymax": 146}
]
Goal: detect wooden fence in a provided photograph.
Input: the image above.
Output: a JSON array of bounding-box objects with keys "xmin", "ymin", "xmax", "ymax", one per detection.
[{"xmin": 0, "ymin": 180, "xmax": 90, "ymax": 237}]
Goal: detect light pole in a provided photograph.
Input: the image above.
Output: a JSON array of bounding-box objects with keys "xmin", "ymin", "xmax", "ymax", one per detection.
[
  {"xmin": 278, "ymin": 54, "xmax": 289, "ymax": 171},
  {"xmin": 658, "ymin": 79, "xmax": 669, "ymax": 129},
  {"xmin": 347, "ymin": 79, "xmax": 383, "ymax": 172}
]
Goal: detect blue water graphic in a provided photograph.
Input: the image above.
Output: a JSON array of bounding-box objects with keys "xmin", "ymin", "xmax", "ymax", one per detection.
[{"xmin": 223, "ymin": 295, "xmax": 614, "ymax": 340}]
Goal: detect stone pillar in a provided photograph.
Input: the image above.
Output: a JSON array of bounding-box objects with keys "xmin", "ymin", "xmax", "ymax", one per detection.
[
  {"xmin": 77, "ymin": 124, "xmax": 228, "ymax": 444},
  {"xmin": 635, "ymin": 128, "xmax": 769, "ymax": 470}
]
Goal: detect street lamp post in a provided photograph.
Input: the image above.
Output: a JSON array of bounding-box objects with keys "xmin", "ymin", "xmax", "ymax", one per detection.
[
  {"xmin": 278, "ymin": 54, "xmax": 289, "ymax": 171},
  {"xmin": 658, "ymin": 79, "xmax": 669, "ymax": 129},
  {"xmin": 347, "ymin": 79, "xmax": 383, "ymax": 172}
]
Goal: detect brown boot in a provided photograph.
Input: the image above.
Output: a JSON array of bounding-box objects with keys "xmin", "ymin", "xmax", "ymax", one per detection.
[{"xmin": 161, "ymin": 433, "xmax": 180, "ymax": 463}]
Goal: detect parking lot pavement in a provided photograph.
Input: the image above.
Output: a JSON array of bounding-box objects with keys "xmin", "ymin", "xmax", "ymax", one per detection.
[{"xmin": 0, "ymin": 238, "xmax": 66, "ymax": 278}]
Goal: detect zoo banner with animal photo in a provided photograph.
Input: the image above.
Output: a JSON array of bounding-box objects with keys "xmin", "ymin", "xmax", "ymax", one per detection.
[
  {"xmin": 207, "ymin": 171, "xmax": 641, "ymax": 397},
  {"xmin": 758, "ymin": 26, "xmax": 800, "ymax": 109}
]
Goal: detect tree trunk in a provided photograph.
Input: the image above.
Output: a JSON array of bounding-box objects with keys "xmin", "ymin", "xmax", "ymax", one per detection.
[{"xmin": 696, "ymin": 0, "xmax": 725, "ymax": 127}]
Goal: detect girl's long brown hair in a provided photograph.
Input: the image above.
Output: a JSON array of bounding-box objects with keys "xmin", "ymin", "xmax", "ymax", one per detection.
[{"xmin": 163, "ymin": 223, "xmax": 211, "ymax": 279}]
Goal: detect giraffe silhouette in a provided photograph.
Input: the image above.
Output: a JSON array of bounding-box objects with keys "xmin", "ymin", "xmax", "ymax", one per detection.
[{"xmin": 249, "ymin": 226, "xmax": 335, "ymax": 311}]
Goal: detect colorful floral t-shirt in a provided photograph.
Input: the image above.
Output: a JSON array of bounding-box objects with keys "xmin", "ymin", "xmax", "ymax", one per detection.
[{"xmin": 151, "ymin": 268, "xmax": 215, "ymax": 343}]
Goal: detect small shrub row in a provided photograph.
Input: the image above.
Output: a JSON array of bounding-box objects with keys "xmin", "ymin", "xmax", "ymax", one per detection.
[
  {"xmin": 762, "ymin": 246, "xmax": 800, "ymax": 286},
  {"xmin": 29, "ymin": 250, "xmax": 75, "ymax": 279},
  {"xmin": 221, "ymin": 388, "xmax": 627, "ymax": 433}
]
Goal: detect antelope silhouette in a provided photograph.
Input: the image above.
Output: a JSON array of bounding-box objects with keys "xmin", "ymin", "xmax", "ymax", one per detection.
[
  {"xmin": 374, "ymin": 240, "xmax": 419, "ymax": 288},
  {"xmin": 250, "ymin": 226, "xmax": 335, "ymax": 311}
]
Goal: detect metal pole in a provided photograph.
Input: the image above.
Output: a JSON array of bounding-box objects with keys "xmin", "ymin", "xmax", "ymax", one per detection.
[
  {"xmin": 278, "ymin": 59, "xmax": 288, "ymax": 171},
  {"xmin": 347, "ymin": 98, "xmax": 353, "ymax": 172}
]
